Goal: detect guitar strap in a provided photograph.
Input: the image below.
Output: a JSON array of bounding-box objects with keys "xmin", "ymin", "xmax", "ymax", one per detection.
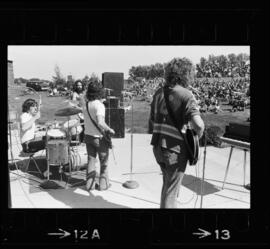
[{"xmin": 163, "ymin": 87, "xmax": 194, "ymax": 158}]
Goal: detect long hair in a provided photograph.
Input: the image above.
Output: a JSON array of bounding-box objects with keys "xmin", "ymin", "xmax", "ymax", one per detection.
[
  {"xmin": 164, "ymin": 57, "xmax": 195, "ymax": 88},
  {"xmin": 22, "ymin": 99, "xmax": 38, "ymax": 113},
  {"xmin": 73, "ymin": 80, "xmax": 85, "ymax": 93},
  {"xmin": 85, "ymin": 81, "xmax": 104, "ymax": 101}
]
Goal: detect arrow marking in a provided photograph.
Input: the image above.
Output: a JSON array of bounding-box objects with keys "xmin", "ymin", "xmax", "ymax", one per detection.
[
  {"xmin": 48, "ymin": 228, "xmax": 71, "ymax": 239},
  {"xmin": 192, "ymin": 228, "xmax": 211, "ymax": 239}
]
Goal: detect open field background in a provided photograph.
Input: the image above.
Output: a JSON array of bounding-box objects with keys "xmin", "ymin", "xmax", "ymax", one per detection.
[{"xmin": 8, "ymin": 85, "xmax": 250, "ymax": 136}]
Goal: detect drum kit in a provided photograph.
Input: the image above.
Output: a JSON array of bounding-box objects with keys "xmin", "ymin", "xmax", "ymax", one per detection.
[{"xmin": 43, "ymin": 106, "xmax": 83, "ymax": 185}]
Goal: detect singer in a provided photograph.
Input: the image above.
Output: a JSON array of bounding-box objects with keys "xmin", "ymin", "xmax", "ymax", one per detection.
[{"xmin": 20, "ymin": 99, "xmax": 46, "ymax": 153}]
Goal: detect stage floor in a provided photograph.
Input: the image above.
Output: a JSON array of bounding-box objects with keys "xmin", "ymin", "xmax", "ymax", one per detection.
[{"xmin": 8, "ymin": 132, "xmax": 250, "ymax": 209}]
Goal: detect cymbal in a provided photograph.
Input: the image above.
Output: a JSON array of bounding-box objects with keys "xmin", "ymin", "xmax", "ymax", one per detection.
[{"xmin": 55, "ymin": 107, "xmax": 82, "ymax": 116}]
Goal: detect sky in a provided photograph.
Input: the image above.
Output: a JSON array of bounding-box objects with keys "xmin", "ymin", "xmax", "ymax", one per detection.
[{"xmin": 8, "ymin": 46, "xmax": 250, "ymax": 81}]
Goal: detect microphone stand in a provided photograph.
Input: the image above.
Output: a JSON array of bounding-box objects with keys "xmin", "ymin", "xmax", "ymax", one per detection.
[
  {"xmin": 123, "ymin": 96, "xmax": 139, "ymax": 189},
  {"xmin": 188, "ymin": 86, "xmax": 207, "ymax": 208},
  {"xmin": 200, "ymin": 123, "xmax": 207, "ymax": 209}
]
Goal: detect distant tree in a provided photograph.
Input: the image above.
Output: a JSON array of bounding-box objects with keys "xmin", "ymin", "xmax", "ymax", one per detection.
[
  {"xmin": 67, "ymin": 76, "xmax": 75, "ymax": 89},
  {"xmin": 14, "ymin": 77, "xmax": 28, "ymax": 84},
  {"xmin": 81, "ymin": 75, "xmax": 90, "ymax": 88},
  {"xmin": 29, "ymin": 78, "xmax": 40, "ymax": 81},
  {"xmin": 52, "ymin": 64, "xmax": 66, "ymax": 88},
  {"xmin": 89, "ymin": 73, "xmax": 100, "ymax": 84},
  {"xmin": 236, "ymin": 53, "xmax": 250, "ymax": 77},
  {"xmin": 136, "ymin": 66, "xmax": 145, "ymax": 78},
  {"xmin": 217, "ymin": 55, "xmax": 229, "ymax": 77},
  {"xmin": 200, "ymin": 57, "xmax": 207, "ymax": 69},
  {"xmin": 228, "ymin": 53, "xmax": 238, "ymax": 69},
  {"xmin": 128, "ymin": 66, "xmax": 136, "ymax": 79},
  {"xmin": 195, "ymin": 64, "xmax": 203, "ymax": 78},
  {"xmin": 154, "ymin": 63, "xmax": 165, "ymax": 78},
  {"xmin": 145, "ymin": 65, "xmax": 152, "ymax": 79},
  {"xmin": 196, "ymin": 57, "xmax": 208, "ymax": 77}
]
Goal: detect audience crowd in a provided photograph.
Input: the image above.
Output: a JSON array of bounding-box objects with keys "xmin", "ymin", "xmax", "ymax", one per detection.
[{"xmin": 125, "ymin": 76, "xmax": 250, "ymax": 114}]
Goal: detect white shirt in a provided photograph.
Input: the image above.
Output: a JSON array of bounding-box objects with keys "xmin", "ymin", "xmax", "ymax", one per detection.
[
  {"xmin": 20, "ymin": 112, "xmax": 35, "ymax": 143},
  {"xmin": 82, "ymin": 99, "xmax": 105, "ymax": 137}
]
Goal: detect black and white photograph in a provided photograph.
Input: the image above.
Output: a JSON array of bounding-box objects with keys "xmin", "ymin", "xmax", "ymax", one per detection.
[{"xmin": 8, "ymin": 45, "xmax": 250, "ymax": 209}]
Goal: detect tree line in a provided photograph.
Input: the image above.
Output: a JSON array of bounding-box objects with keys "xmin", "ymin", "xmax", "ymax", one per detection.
[
  {"xmin": 128, "ymin": 53, "xmax": 250, "ymax": 80},
  {"xmin": 14, "ymin": 64, "xmax": 101, "ymax": 90}
]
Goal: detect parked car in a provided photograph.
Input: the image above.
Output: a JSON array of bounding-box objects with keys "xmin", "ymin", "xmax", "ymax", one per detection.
[
  {"xmin": 26, "ymin": 81, "xmax": 42, "ymax": 91},
  {"xmin": 26, "ymin": 81, "xmax": 50, "ymax": 91}
]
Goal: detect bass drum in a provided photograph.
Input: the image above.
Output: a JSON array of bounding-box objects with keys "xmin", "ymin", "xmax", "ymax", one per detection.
[{"xmin": 47, "ymin": 140, "xmax": 69, "ymax": 165}]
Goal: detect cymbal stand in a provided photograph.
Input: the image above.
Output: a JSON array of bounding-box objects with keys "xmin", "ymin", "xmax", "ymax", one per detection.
[{"xmin": 64, "ymin": 115, "xmax": 72, "ymax": 188}]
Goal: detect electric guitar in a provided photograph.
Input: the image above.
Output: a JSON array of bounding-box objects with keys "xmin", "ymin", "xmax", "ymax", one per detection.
[{"xmin": 182, "ymin": 125, "xmax": 199, "ymax": 166}]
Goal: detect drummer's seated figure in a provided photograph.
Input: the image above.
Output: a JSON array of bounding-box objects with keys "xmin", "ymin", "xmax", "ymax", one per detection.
[{"xmin": 20, "ymin": 99, "xmax": 46, "ymax": 153}]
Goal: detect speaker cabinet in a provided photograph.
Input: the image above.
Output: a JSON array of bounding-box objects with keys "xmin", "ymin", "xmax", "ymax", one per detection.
[
  {"xmin": 105, "ymin": 108, "xmax": 125, "ymax": 138},
  {"xmin": 102, "ymin": 72, "xmax": 124, "ymax": 101},
  {"xmin": 107, "ymin": 96, "xmax": 120, "ymax": 108}
]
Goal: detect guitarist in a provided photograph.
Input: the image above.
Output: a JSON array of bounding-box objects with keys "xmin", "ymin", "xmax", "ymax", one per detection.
[
  {"xmin": 148, "ymin": 57, "xmax": 205, "ymax": 208},
  {"xmin": 80, "ymin": 81, "xmax": 115, "ymax": 191}
]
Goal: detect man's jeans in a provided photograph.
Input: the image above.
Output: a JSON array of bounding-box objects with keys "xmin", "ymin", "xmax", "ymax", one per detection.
[
  {"xmin": 84, "ymin": 135, "xmax": 109, "ymax": 191},
  {"xmin": 22, "ymin": 136, "xmax": 46, "ymax": 153},
  {"xmin": 153, "ymin": 145, "xmax": 188, "ymax": 208}
]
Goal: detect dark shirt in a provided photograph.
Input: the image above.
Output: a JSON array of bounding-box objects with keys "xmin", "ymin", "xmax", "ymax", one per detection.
[{"xmin": 149, "ymin": 85, "xmax": 200, "ymax": 153}]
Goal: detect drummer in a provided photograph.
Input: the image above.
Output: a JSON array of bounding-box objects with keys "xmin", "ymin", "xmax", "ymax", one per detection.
[
  {"xmin": 70, "ymin": 80, "xmax": 85, "ymax": 142},
  {"xmin": 20, "ymin": 99, "xmax": 46, "ymax": 153}
]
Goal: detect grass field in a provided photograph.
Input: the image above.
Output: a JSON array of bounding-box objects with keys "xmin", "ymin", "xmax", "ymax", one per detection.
[
  {"xmin": 124, "ymin": 99, "xmax": 250, "ymax": 134},
  {"xmin": 8, "ymin": 85, "xmax": 250, "ymax": 135}
]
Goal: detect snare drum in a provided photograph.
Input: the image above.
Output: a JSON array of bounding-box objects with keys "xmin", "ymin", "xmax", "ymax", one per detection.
[
  {"xmin": 47, "ymin": 140, "xmax": 69, "ymax": 165},
  {"xmin": 47, "ymin": 128, "xmax": 66, "ymax": 140}
]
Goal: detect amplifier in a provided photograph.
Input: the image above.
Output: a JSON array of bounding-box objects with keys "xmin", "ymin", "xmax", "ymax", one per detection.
[
  {"xmin": 105, "ymin": 108, "xmax": 125, "ymax": 138},
  {"xmin": 224, "ymin": 122, "xmax": 250, "ymax": 143}
]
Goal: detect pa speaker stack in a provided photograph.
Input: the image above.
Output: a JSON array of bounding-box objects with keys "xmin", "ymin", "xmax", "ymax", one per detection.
[
  {"xmin": 102, "ymin": 72, "xmax": 125, "ymax": 138},
  {"xmin": 105, "ymin": 108, "xmax": 125, "ymax": 138}
]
